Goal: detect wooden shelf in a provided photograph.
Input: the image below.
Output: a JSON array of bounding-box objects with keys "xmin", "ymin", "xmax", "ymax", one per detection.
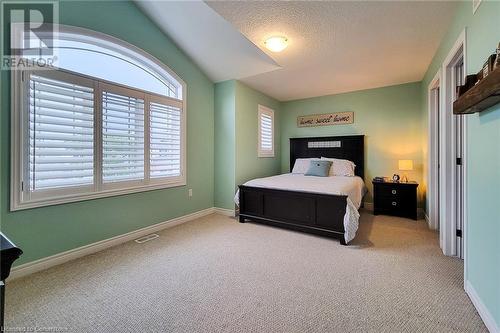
[{"xmin": 454, "ymin": 66, "xmax": 500, "ymax": 114}]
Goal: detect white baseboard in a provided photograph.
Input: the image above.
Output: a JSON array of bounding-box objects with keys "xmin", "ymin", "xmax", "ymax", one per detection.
[
  {"xmin": 214, "ymin": 207, "xmax": 235, "ymax": 217},
  {"xmin": 423, "ymin": 212, "xmax": 438, "ymax": 230},
  {"xmin": 9, "ymin": 207, "xmax": 217, "ymax": 281},
  {"xmin": 363, "ymin": 202, "xmax": 373, "ymax": 211},
  {"xmin": 465, "ymin": 280, "xmax": 499, "ymax": 333}
]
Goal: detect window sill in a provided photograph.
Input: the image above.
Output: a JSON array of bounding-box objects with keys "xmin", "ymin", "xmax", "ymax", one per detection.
[{"xmin": 10, "ymin": 179, "xmax": 186, "ymax": 211}]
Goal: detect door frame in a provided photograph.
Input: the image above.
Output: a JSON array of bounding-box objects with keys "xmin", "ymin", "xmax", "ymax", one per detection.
[
  {"xmin": 427, "ymin": 70, "xmax": 441, "ymax": 231},
  {"xmin": 440, "ymin": 28, "xmax": 468, "ymax": 258}
]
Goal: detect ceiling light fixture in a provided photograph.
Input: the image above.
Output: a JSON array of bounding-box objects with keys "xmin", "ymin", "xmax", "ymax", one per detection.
[{"xmin": 264, "ymin": 36, "xmax": 288, "ymax": 52}]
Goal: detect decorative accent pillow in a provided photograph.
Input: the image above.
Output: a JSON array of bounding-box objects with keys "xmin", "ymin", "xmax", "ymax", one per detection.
[
  {"xmin": 305, "ymin": 160, "xmax": 332, "ymax": 177},
  {"xmin": 321, "ymin": 157, "xmax": 356, "ymax": 176},
  {"xmin": 291, "ymin": 158, "xmax": 316, "ymax": 174}
]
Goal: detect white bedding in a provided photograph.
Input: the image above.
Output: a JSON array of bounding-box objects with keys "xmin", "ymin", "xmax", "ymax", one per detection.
[{"xmin": 234, "ymin": 174, "xmax": 366, "ymax": 243}]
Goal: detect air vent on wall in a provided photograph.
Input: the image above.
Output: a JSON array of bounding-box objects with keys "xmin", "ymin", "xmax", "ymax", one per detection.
[{"xmin": 135, "ymin": 234, "xmax": 159, "ymax": 244}]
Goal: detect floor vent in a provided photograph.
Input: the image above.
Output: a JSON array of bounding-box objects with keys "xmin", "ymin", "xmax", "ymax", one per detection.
[{"xmin": 134, "ymin": 234, "xmax": 159, "ymax": 244}]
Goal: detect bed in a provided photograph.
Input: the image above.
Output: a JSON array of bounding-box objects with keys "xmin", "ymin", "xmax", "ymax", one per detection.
[{"xmin": 236, "ymin": 135, "xmax": 365, "ymax": 245}]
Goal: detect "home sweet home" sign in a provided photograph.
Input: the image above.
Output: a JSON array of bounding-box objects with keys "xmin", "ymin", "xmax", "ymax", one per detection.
[{"xmin": 297, "ymin": 112, "xmax": 354, "ymax": 127}]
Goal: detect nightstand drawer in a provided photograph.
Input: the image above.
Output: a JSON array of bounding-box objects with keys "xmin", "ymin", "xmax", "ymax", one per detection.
[
  {"xmin": 375, "ymin": 185, "xmax": 412, "ymax": 198},
  {"xmin": 376, "ymin": 198, "xmax": 403, "ymax": 210}
]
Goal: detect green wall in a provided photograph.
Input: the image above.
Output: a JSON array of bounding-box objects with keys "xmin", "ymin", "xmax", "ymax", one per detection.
[
  {"xmin": 420, "ymin": 0, "xmax": 500, "ymax": 326},
  {"xmin": 214, "ymin": 81, "xmax": 236, "ymax": 209},
  {"xmin": 214, "ymin": 80, "xmax": 281, "ymax": 209},
  {"xmin": 0, "ymin": 1, "xmax": 215, "ymax": 265},
  {"xmin": 235, "ymin": 81, "xmax": 281, "ymax": 186},
  {"xmin": 280, "ymin": 82, "xmax": 423, "ymax": 206}
]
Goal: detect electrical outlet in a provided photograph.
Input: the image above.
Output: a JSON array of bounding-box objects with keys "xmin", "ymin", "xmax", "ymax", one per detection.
[{"xmin": 188, "ymin": 189, "xmax": 193, "ymax": 197}]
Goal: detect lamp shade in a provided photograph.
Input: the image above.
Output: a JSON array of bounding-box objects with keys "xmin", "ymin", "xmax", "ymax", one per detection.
[{"xmin": 398, "ymin": 160, "xmax": 413, "ymax": 171}]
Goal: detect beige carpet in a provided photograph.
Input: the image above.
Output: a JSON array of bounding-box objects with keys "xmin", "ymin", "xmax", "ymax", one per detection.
[{"xmin": 5, "ymin": 212, "xmax": 487, "ymax": 333}]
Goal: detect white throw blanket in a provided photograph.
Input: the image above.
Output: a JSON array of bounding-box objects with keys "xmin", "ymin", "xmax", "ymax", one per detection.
[{"xmin": 234, "ymin": 174, "xmax": 366, "ymax": 243}]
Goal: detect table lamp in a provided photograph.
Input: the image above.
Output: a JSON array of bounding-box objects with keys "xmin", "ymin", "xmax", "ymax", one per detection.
[{"xmin": 398, "ymin": 160, "xmax": 413, "ymax": 182}]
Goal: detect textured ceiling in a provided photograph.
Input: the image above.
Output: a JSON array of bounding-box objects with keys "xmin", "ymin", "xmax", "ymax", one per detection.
[{"xmin": 206, "ymin": 1, "xmax": 458, "ymax": 101}]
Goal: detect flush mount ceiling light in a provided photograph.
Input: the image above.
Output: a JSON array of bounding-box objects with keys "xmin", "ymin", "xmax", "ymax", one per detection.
[{"xmin": 264, "ymin": 36, "xmax": 288, "ymax": 52}]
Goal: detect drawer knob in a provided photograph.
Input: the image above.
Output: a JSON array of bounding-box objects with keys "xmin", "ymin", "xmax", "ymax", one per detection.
[
  {"xmin": 392, "ymin": 189, "xmax": 397, "ymax": 194},
  {"xmin": 392, "ymin": 201, "xmax": 397, "ymax": 206}
]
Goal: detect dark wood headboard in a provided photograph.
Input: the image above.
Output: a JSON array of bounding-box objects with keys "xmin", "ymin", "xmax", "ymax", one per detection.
[{"xmin": 290, "ymin": 135, "xmax": 365, "ymax": 179}]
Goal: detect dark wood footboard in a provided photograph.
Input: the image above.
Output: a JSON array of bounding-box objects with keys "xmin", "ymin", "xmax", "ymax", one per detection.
[{"xmin": 238, "ymin": 185, "xmax": 348, "ymax": 245}]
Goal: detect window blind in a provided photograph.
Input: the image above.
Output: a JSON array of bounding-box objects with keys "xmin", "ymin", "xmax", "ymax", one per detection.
[
  {"xmin": 29, "ymin": 74, "xmax": 94, "ymax": 190},
  {"xmin": 149, "ymin": 101, "xmax": 181, "ymax": 178},
  {"xmin": 259, "ymin": 111, "xmax": 273, "ymax": 151},
  {"xmin": 102, "ymin": 91, "xmax": 145, "ymax": 183}
]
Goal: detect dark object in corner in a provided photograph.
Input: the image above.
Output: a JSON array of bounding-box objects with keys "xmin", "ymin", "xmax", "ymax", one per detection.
[
  {"xmin": 457, "ymin": 74, "xmax": 478, "ymax": 96},
  {"xmin": 1, "ymin": 232, "xmax": 23, "ymax": 331}
]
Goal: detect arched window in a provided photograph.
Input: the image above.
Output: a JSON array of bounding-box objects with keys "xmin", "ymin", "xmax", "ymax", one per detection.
[{"xmin": 11, "ymin": 25, "xmax": 187, "ymax": 210}]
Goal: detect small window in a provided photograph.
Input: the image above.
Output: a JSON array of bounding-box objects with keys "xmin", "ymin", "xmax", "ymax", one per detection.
[
  {"xmin": 11, "ymin": 25, "xmax": 186, "ymax": 210},
  {"xmin": 258, "ymin": 105, "xmax": 274, "ymax": 158}
]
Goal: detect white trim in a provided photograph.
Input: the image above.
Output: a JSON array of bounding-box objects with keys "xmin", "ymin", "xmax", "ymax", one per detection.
[
  {"xmin": 424, "ymin": 212, "xmax": 430, "ymax": 227},
  {"xmin": 257, "ymin": 104, "xmax": 275, "ymax": 158},
  {"xmin": 26, "ymin": 24, "xmax": 186, "ymax": 98},
  {"xmin": 363, "ymin": 202, "xmax": 374, "ymax": 212},
  {"xmin": 214, "ymin": 207, "xmax": 236, "ymax": 217},
  {"xmin": 427, "ymin": 69, "xmax": 441, "ymax": 231},
  {"xmin": 465, "ymin": 281, "xmax": 500, "ymax": 333},
  {"xmin": 472, "ymin": 0, "xmax": 482, "ymax": 14},
  {"xmin": 8, "ymin": 207, "xmax": 218, "ymax": 280},
  {"xmin": 440, "ymin": 29, "xmax": 467, "ymax": 256},
  {"xmin": 463, "ymin": 114, "xmax": 469, "ymax": 282}
]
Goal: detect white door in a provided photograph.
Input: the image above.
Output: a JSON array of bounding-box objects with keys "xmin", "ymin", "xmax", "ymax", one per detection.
[{"xmin": 453, "ymin": 58, "xmax": 465, "ymax": 259}]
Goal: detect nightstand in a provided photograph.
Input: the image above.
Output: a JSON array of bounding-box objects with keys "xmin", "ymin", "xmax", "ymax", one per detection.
[{"xmin": 372, "ymin": 180, "xmax": 418, "ymax": 220}]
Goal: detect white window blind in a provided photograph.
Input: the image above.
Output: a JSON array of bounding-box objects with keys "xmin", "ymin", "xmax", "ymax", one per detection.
[
  {"xmin": 149, "ymin": 101, "xmax": 181, "ymax": 178},
  {"xmin": 258, "ymin": 105, "xmax": 274, "ymax": 157},
  {"xmin": 13, "ymin": 67, "xmax": 186, "ymax": 210},
  {"xmin": 29, "ymin": 74, "xmax": 94, "ymax": 191},
  {"xmin": 102, "ymin": 91, "xmax": 145, "ymax": 183}
]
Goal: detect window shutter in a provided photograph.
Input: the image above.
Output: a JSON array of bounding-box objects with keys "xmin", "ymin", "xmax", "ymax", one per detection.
[
  {"xmin": 258, "ymin": 106, "xmax": 274, "ymax": 157},
  {"xmin": 149, "ymin": 101, "xmax": 182, "ymax": 178},
  {"xmin": 260, "ymin": 112, "xmax": 273, "ymax": 151},
  {"xmin": 102, "ymin": 91, "xmax": 145, "ymax": 183},
  {"xmin": 29, "ymin": 74, "xmax": 94, "ymax": 190}
]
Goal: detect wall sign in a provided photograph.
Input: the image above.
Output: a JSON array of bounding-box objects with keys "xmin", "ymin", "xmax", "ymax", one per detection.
[{"xmin": 297, "ymin": 112, "xmax": 354, "ymax": 127}]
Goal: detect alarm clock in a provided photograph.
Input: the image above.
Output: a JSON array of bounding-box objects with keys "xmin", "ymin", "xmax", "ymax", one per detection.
[{"xmin": 392, "ymin": 174, "xmax": 400, "ymax": 182}]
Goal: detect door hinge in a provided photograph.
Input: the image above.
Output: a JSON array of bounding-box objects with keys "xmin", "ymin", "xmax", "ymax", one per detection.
[
  {"xmin": 456, "ymin": 229, "xmax": 462, "ymax": 237},
  {"xmin": 456, "ymin": 157, "xmax": 462, "ymax": 165},
  {"xmin": 21, "ymin": 181, "xmax": 24, "ymax": 191}
]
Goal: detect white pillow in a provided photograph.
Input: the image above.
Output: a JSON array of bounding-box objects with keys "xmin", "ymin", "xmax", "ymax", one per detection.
[
  {"xmin": 292, "ymin": 158, "xmax": 317, "ymax": 174},
  {"xmin": 321, "ymin": 157, "xmax": 356, "ymax": 176}
]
